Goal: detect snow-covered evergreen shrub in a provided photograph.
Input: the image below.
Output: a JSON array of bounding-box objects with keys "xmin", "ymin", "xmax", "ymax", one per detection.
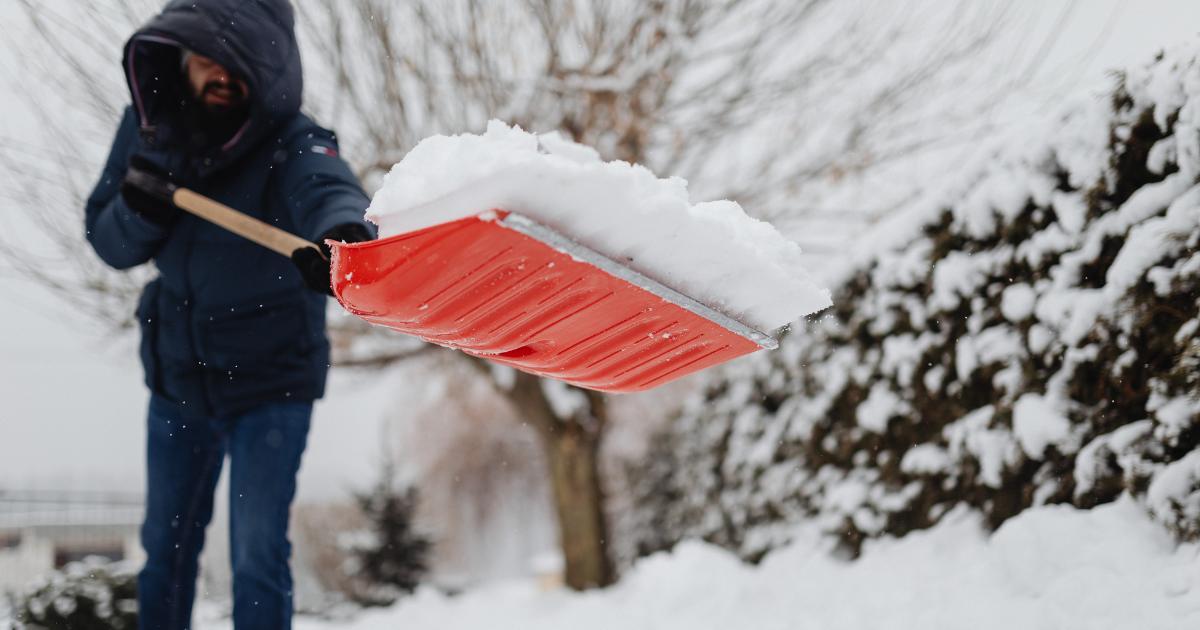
[
  {"xmin": 11, "ymin": 558, "xmax": 138, "ymax": 630},
  {"xmin": 629, "ymin": 44, "xmax": 1200, "ymax": 561},
  {"xmin": 338, "ymin": 480, "xmax": 432, "ymax": 606}
]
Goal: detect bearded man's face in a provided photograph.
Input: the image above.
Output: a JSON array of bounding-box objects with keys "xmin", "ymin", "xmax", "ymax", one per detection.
[{"xmin": 184, "ymin": 53, "xmax": 249, "ymax": 112}]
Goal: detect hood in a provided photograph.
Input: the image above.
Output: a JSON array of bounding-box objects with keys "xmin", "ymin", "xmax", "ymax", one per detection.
[{"xmin": 122, "ymin": 0, "xmax": 302, "ymax": 169}]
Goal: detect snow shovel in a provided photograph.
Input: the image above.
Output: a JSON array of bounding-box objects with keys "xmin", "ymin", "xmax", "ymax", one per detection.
[
  {"xmin": 127, "ymin": 168, "xmax": 778, "ymax": 392},
  {"xmin": 328, "ymin": 212, "xmax": 778, "ymax": 393}
]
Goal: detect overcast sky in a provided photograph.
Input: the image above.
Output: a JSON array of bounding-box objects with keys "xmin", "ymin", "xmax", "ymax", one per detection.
[{"xmin": 1, "ymin": 1, "xmax": 1199, "ymax": 498}]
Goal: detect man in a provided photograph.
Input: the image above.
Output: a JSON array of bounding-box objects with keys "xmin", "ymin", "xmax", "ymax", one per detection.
[{"xmin": 83, "ymin": 1, "xmax": 373, "ymax": 628}]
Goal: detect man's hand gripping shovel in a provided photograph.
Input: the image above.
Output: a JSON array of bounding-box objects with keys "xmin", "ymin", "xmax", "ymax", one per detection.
[{"xmin": 124, "ymin": 165, "xmax": 324, "ymax": 262}]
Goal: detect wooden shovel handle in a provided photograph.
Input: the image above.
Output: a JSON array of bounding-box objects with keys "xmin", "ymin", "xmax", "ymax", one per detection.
[{"xmin": 172, "ymin": 188, "xmax": 321, "ymax": 258}]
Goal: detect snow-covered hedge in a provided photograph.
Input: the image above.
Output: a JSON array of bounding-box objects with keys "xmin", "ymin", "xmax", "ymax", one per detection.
[
  {"xmin": 628, "ymin": 44, "xmax": 1200, "ymax": 562},
  {"xmin": 11, "ymin": 558, "xmax": 138, "ymax": 630}
]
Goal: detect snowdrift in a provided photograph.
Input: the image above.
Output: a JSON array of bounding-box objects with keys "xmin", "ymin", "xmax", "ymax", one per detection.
[
  {"xmin": 188, "ymin": 499, "xmax": 1197, "ymax": 630},
  {"xmin": 629, "ymin": 41, "xmax": 1200, "ymax": 561}
]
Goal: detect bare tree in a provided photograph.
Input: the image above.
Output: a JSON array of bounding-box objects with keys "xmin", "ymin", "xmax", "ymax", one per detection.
[
  {"xmin": 1, "ymin": 0, "xmax": 1062, "ymax": 590},
  {"xmin": 0, "ymin": 1, "xmax": 162, "ymax": 327}
]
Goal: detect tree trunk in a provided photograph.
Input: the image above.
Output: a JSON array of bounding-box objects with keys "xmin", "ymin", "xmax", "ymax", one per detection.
[
  {"xmin": 544, "ymin": 416, "xmax": 613, "ymax": 589},
  {"xmin": 508, "ymin": 372, "xmax": 614, "ymax": 589}
]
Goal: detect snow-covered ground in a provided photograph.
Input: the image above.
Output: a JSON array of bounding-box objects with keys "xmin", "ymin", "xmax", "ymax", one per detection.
[{"xmin": 186, "ymin": 497, "xmax": 1199, "ymax": 630}]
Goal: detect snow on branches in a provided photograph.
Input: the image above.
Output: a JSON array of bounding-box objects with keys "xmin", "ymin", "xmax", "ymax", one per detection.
[{"xmin": 627, "ymin": 40, "xmax": 1200, "ymax": 562}]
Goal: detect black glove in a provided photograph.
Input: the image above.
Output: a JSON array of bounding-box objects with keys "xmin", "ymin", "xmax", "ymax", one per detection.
[
  {"xmin": 120, "ymin": 156, "xmax": 180, "ymax": 227},
  {"xmin": 292, "ymin": 223, "xmax": 372, "ymax": 296}
]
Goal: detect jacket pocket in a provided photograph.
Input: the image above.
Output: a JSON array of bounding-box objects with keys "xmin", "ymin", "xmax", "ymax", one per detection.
[{"xmin": 199, "ymin": 292, "xmax": 314, "ymax": 375}]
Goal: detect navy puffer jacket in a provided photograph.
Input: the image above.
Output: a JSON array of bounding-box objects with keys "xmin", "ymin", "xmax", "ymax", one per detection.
[{"xmin": 85, "ymin": 0, "xmax": 374, "ymax": 417}]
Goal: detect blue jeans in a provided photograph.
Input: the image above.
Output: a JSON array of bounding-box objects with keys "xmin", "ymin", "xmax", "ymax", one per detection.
[{"xmin": 138, "ymin": 394, "xmax": 312, "ymax": 630}]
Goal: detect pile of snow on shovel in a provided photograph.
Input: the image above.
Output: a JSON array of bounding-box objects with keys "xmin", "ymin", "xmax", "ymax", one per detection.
[{"xmin": 366, "ymin": 121, "xmax": 831, "ymax": 331}]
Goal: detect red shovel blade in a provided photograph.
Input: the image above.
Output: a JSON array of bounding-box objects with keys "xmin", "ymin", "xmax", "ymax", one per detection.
[{"xmin": 329, "ymin": 212, "xmax": 776, "ymax": 393}]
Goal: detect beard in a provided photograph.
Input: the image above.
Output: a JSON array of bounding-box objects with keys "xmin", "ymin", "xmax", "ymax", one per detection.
[
  {"xmin": 199, "ymin": 79, "xmax": 247, "ymax": 114},
  {"xmin": 181, "ymin": 81, "xmax": 251, "ymax": 152}
]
